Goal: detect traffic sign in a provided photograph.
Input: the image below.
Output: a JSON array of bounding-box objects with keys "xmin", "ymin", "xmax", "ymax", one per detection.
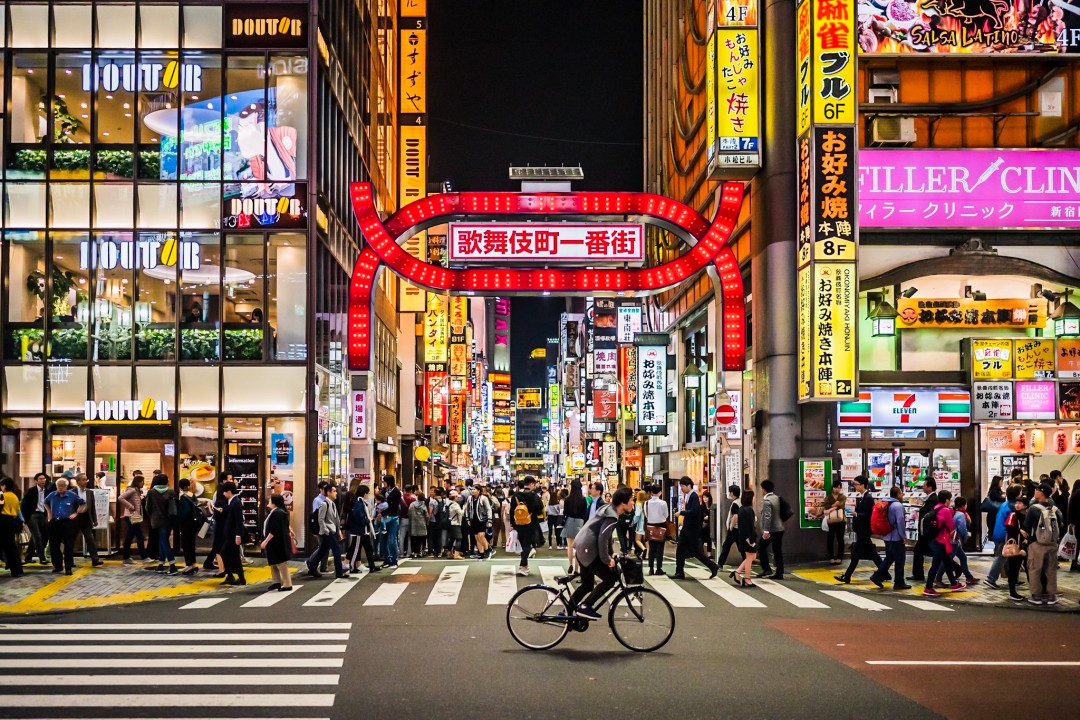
[{"xmin": 715, "ymin": 404, "xmax": 737, "ymax": 426}]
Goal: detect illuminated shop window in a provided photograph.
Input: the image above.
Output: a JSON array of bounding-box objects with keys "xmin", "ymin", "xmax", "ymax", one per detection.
[{"xmin": 96, "ymin": 4, "xmax": 137, "ymax": 49}]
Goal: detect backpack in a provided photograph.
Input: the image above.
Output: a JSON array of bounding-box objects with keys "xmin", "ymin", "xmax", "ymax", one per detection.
[
  {"xmin": 308, "ymin": 503, "xmax": 321, "ymax": 536},
  {"xmin": 1035, "ymin": 503, "xmax": 1060, "ymax": 546},
  {"xmin": 920, "ymin": 504, "xmax": 941, "ymax": 539},
  {"xmin": 435, "ymin": 499, "xmax": 451, "ymax": 530},
  {"xmin": 870, "ymin": 500, "xmax": 893, "ymax": 537},
  {"xmin": 778, "ymin": 495, "xmax": 794, "ymax": 523},
  {"xmin": 476, "ymin": 496, "xmax": 490, "ymax": 523},
  {"xmin": 513, "ymin": 495, "xmax": 533, "ymax": 525}
]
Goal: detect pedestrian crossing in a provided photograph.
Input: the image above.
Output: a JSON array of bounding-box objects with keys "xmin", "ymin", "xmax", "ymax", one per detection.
[
  {"xmin": 165, "ymin": 562, "xmax": 956, "ymax": 613},
  {"xmin": 0, "ymin": 621, "xmax": 349, "ymax": 720}
]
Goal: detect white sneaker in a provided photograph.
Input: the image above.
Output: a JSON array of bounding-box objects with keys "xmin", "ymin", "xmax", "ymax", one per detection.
[{"xmin": 517, "ymin": 567, "xmax": 529, "ymax": 576}]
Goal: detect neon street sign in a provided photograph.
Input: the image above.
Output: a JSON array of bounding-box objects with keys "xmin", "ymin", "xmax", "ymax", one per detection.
[
  {"xmin": 84, "ymin": 399, "xmax": 171, "ymax": 423},
  {"xmin": 80, "ymin": 237, "xmax": 200, "ymax": 271},
  {"xmin": 82, "ymin": 61, "xmax": 202, "ymax": 93},
  {"xmin": 449, "ymin": 223, "xmax": 644, "ymax": 263}
]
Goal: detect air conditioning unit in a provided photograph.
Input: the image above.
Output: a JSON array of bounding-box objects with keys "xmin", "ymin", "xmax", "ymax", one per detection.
[
  {"xmin": 870, "ymin": 116, "xmax": 917, "ymax": 145},
  {"xmin": 868, "ymin": 87, "xmax": 898, "ymax": 104}
]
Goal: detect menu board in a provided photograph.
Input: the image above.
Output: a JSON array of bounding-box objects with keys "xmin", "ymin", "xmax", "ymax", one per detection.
[
  {"xmin": 226, "ymin": 455, "xmax": 260, "ymax": 540},
  {"xmin": 798, "ymin": 457, "xmax": 832, "ymax": 529},
  {"xmin": 1000, "ymin": 455, "xmax": 1030, "ymax": 483}
]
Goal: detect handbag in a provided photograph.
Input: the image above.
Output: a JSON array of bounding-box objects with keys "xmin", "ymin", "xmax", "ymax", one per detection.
[
  {"xmin": 1002, "ymin": 538, "xmax": 1025, "ymax": 558},
  {"xmin": 17, "ymin": 529, "xmax": 31, "ymax": 547},
  {"xmin": 129, "ymin": 512, "xmax": 143, "ymax": 524},
  {"xmin": 646, "ymin": 525, "xmax": 667, "ymax": 542},
  {"xmin": 290, "ymin": 534, "xmax": 300, "ymax": 555}
]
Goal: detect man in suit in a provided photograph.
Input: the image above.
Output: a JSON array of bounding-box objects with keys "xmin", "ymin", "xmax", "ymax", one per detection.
[
  {"xmin": 673, "ymin": 476, "xmax": 720, "ymax": 580},
  {"xmin": 908, "ymin": 477, "xmax": 939, "ymax": 582},
  {"xmin": 587, "ymin": 481, "xmax": 606, "ymax": 520},
  {"xmin": 72, "ymin": 474, "xmax": 103, "ymax": 567},
  {"xmin": 755, "ymin": 479, "xmax": 787, "ymax": 580},
  {"xmin": 219, "ymin": 481, "xmax": 246, "ymax": 586},
  {"xmin": 21, "ymin": 473, "xmax": 55, "ymax": 565},
  {"xmin": 835, "ymin": 475, "xmax": 884, "ymax": 584}
]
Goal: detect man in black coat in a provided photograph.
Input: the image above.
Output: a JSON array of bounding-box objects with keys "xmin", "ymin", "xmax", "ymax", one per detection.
[
  {"xmin": 219, "ymin": 481, "xmax": 246, "ymax": 585},
  {"xmin": 510, "ymin": 476, "xmax": 544, "ymax": 576},
  {"xmin": 673, "ymin": 477, "xmax": 719, "ymax": 580},
  {"xmin": 72, "ymin": 474, "xmax": 103, "ymax": 567},
  {"xmin": 21, "ymin": 473, "xmax": 55, "ymax": 565},
  {"xmin": 908, "ymin": 477, "xmax": 939, "ymax": 582},
  {"xmin": 835, "ymin": 475, "xmax": 885, "ymax": 584}
]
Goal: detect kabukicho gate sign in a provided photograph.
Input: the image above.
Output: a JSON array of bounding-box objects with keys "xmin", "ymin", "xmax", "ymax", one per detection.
[{"xmin": 347, "ymin": 183, "xmax": 748, "ymax": 372}]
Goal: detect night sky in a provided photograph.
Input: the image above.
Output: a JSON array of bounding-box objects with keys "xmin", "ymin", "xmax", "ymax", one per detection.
[{"xmin": 427, "ymin": 1, "xmax": 644, "ymax": 387}]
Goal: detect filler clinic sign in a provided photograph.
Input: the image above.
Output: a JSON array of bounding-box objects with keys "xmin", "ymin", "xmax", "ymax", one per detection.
[
  {"xmin": 448, "ymin": 224, "xmax": 644, "ymax": 264},
  {"xmin": 860, "ymin": 149, "xmax": 1080, "ymax": 230}
]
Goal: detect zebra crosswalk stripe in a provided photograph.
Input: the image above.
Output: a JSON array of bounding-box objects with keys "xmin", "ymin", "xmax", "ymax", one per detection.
[
  {"xmin": 898, "ymin": 599, "xmax": 954, "ymax": 612},
  {"xmin": 242, "ymin": 585, "xmax": 305, "ymax": 608},
  {"xmin": 303, "ymin": 576, "xmax": 364, "ymax": 607},
  {"xmin": 487, "ymin": 564, "xmax": 519, "ymax": 604},
  {"xmin": 820, "ymin": 590, "xmax": 892, "ymax": 612},
  {"xmin": 643, "ymin": 574, "xmax": 705, "ymax": 608},
  {"xmin": 754, "ymin": 579, "xmax": 831, "ymax": 608},
  {"xmin": 685, "ymin": 568, "xmax": 765, "ymax": 608},
  {"xmin": 363, "ymin": 566, "xmax": 420, "ymax": 606},
  {"xmin": 427, "ymin": 566, "xmax": 468, "ymax": 605}
]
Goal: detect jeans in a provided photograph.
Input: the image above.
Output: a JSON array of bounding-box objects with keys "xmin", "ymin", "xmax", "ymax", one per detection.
[
  {"xmin": 950, "ymin": 543, "xmax": 974, "ymax": 580},
  {"xmin": 757, "ymin": 531, "xmax": 785, "ymax": 577},
  {"xmin": 986, "ymin": 541, "xmax": 1006, "ymax": 583},
  {"xmin": 841, "ymin": 534, "xmax": 882, "ymax": 580},
  {"xmin": 384, "ymin": 516, "xmax": 400, "ymax": 565},
  {"xmin": 156, "ymin": 526, "xmax": 175, "ymax": 564},
  {"xmin": 872, "ymin": 540, "xmax": 906, "ymax": 588},
  {"xmin": 122, "ymin": 517, "xmax": 146, "ymax": 560},
  {"xmin": 926, "ymin": 540, "xmax": 958, "ymax": 588}
]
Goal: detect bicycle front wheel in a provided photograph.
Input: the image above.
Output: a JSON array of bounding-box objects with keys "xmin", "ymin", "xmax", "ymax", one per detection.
[
  {"xmin": 506, "ymin": 585, "xmax": 571, "ymax": 651},
  {"xmin": 608, "ymin": 586, "xmax": 675, "ymax": 652}
]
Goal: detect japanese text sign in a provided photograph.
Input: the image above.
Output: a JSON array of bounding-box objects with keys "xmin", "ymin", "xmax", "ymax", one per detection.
[
  {"xmin": 797, "ymin": 134, "xmax": 813, "ymax": 266},
  {"xmin": 617, "ymin": 306, "xmax": 642, "ymax": 343},
  {"xmin": 860, "ymin": 150, "xmax": 1080, "ymax": 230},
  {"xmin": 1059, "ymin": 339, "xmax": 1080, "ymax": 379},
  {"xmin": 619, "ymin": 346, "xmax": 638, "ymax": 419},
  {"xmin": 424, "ymin": 293, "xmax": 448, "ymax": 363},
  {"xmin": 796, "ymin": 0, "xmax": 812, "ymax": 136},
  {"xmin": 717, "ymin": 0, "xmax": 758, "ymax": 26},
  {"xmin": 1015, "ymin": 339, "xmax": 1056, "ymax": 379},
  {"xmin": 811, "ymin": 0, "xmax": 856, "ymax": 126},
  {"xmin": 714, "ymin": 28, "xmax": 761, "ymax": 169},
  {"xmin": 400, "ymin": 25, "xmax": 426, "ymax": 113},
  {"xmin": 351, "ymin": 390, "xmax": 367, "ymax": 439},
  {"xmin": 636, "ymin": 344, "xmax": 667, "ymax": 431},
  {"xmin": 970, "ymin": 339, "xmax": 1013, "ymax": 380},
  {"xmin": 972, "ymin": 381, "xmax": 1013, "ymax": 421},
  {"xmin": 1015, "ymin": 381, "xmax": 1057, "ymax": 420},
  {"xmin": 448, "ymin": 223, "xmax": 644, "ymax": 264},
  {"xmin": 809, "ymin": 262, "xmax": 857, "ymax": 399},
  {"xmin": 798, "ymin": 265, "xmax": 813, "ymax": 400},
  {"xmin": 424, "ymin": 366, "xmax": 447, "ymax": 426},
  {"xmin": 898, "ymin": 299, "xmax": 1046, "ymax": 330},
  {"xmin": 855, "ymin": 0, "xmax": 1080, "ymax": 55},
  {"xmin": 810, "ymin": 126, "xmax": 856, "ymax": 263}
]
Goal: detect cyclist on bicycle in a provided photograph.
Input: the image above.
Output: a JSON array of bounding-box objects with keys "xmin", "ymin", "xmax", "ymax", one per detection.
[{"xmin": 569, "ymin": 487, "xmax": 635, "ymax": 621}]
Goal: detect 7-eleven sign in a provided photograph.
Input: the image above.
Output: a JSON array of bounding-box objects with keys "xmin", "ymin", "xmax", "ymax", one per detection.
[{"xmin": 838, "ymin": 389, "xmax": 970, "ymax": 428}]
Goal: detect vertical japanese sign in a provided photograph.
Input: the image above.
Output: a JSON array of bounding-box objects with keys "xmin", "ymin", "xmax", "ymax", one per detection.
[
  {"xmin": 398, "ymin": 3, "xmax": 428, "ymax": 309},
  {"xmin": 709, "ymin": 1, "xmax": 761, "ymax": 176},
  {"xmin": 492, "ymin": 297, "xmax": 511, "ymax": 372},
  {"xmin": 423, "ymin": 364, "xmax": 447, "ymax": 426},
  {"xmin": 351, "ymin": 390, "xmax": 367, "ymax": 440},
  {"xmin": 448, "ymin": 296, "xmax": 468, "ymax": 376},
  {"xmin": 448, "ymin": 394, "xmax": 467, "ymax": 444},
  {"xmin": 796, "ymin": 0, "xmax": 857, "ymax": 402},
  {"xmin": 619, "ymin": 346, "xmax": 638, "ymax": 420},
  {"xmin": 424, "ymin": 293, "xmax": 448, "ymax": 363},
  {"xmin": 399, "ymin": 21, "xmax": 427, "ymax": 114},
  {"xmin": 635, "ymin": 336, "xmax": 668, "ymax": 434}
]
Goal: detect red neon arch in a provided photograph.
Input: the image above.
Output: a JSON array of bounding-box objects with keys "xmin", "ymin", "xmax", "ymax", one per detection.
[{"xmin": 348, "ymin": 183, "xmax": 746, "ymax": 371}]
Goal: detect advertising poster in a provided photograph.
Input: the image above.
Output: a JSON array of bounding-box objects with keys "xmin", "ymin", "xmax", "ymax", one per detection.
[
  {"xmin": 1015, "ymin": 381, "xmax": 1057, "ymax": 420},
  {"xmin": 1014, "ymin": 338, "xmax": 1057, "ymax": 379},
  {"xmin": 972, "ymin": 381, "xmax": 1014, "ymax": 421},
  {"xmin": 970, "ymin": 339, "xmax": 1013, "ymax": 380},
  {"xmin": 799, "ymin": 457, "xmax": 833, "ymax": 529},
  {"xmin": 226, "ymin": 454, "xmax": 260, "ymax": 539},
  {"xmin": 271, "ymin": 432, "xmax": 295, "ymax": 512},
  {"xmin": 1059, "ymin": 339, "xmax": 1080, "ymax": 378},
  {"xmin": 636, "ymin": 343, "xmax": 668, "ymax": 433}
]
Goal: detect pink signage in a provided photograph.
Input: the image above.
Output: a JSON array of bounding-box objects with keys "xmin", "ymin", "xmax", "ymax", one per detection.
[
  {"xmin": 1015, "ymin": 381, "xmax": 1057, "ymax": 421},
  {"xmin": 449, "ymin": 223, "xmax": 644, "ymax": 263},
  {"xmin": 859, "ymin": 150, "xmax": 1080, "ymax": 230}
]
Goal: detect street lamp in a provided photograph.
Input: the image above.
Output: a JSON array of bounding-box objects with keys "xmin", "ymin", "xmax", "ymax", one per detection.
[
  {"xmin": 681, "ymin": 363, "xmax": 703, "ymax": 444},
  {"xmin": 866, "ymin": 291, "xmax": 899, "ymax": 337},
  {"xmin": 1051, "ymin": 291, "xmax": 1080, "ymax": 337}
]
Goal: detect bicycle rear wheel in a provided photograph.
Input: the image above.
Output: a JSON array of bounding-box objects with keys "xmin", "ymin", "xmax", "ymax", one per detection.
[
  {"xmin": 608, "ymin": 586, "xmax": 675, "ymax": 652},
  {"xmin": 506, "ymin": 585, "xmax": 571, "ymax": 650}
]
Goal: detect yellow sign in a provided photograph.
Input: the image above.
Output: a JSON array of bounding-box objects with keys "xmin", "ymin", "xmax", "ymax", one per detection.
[
  {"xmin": 796, "ymin": 0, "xmax": 812, "ymax": 137},
  {"xmin": 717, "ymin": 0, "xmax": 758, "ymax": 25},
  {"xmin": 706, "ymin": 31, "xmax": 717, "ymax": 166},
  {"xmin": 1014, "ymin": 339, "xmax": 1056, "ymax": 379},
  {"xmin": 897, "ymin": 299, "xmax": 1047, "ymax": 330},
  {"xmin": 398, "ymin": 230, "xmax": 427, "ymax": 312},
  {"xmin": 450, "ymin": 343, "xmax": 468, "ymax": 377},
  {"xmin": 811, "ymin": 0, "xmax": 855, "ymax": 126},
  {"xmin": 970, "ymin": 339, "xmax": 1013, "ymax": 381},
  {"xmin": 400, "ymin": 27, "xmax": 426, "ymax": 113},
  {"xmin": 715, "ymin": 29, "xmax": 759, "ymax": 144},
  {"xmin": 798, "ymin": 265, "xmax": 813, "ymax": 400},
  {"xmin": 449, "ymin": 296, "xmax": 468, "ymax": 336},
  {"xmin": 810, "ymin": 262, "xmax": 856, "ymax": 399},
  {"xmin": 423, "ymin": 293, "xmax": 448, "ymax": 363},
  {"xmin": 401, "ymin": 0, "xmax": 426, "ymax": 17},
  {"xmin": 516, "ymin": 388, "xmax": 542, "ymax": 409},
  {"xmin": 399, "ymin": 123, "xmax": 426, "ymax": 206}
]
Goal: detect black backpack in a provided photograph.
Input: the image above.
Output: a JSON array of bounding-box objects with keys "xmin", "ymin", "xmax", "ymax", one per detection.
[
  {"xmin": 921, "ymin": 505, "xmax": 941, "ymax": 539},
  {"xmin": 778, "ymin": 495, "xmax": 794, "ymax": 523},
  {"xmin": 308, "ymin": 504, "xmax": 321, "ymax": 536},
  {"xmin": 435, "ymin": 499, "xmax": 451, "ymax": 530}
]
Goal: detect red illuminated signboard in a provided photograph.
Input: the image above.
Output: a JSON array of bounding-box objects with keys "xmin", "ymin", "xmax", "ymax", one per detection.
[{"xmin": 449, "ymin": 223, "xmax": 644, "ymax": 264}]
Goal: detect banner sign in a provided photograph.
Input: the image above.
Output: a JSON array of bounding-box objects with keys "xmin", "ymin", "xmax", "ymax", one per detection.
[
  {"xmin": 423, "ymin": 365, "xmax": 447, "ymax": 426},
  {"xmin": 400, "ymin": 24, "xmax": 427, "ymax": 113},
  {"xmin": 423, "ymin": 293, "xmax": 448, "ymax": 363},
  {"xmin": 711, "ymin": 27, "xmax": 761, "ymax": 173},
  {"xmin": 837, "ymin": 388, "xmax": 971, "ymax": 427},
  {"xmin": 516, "ymin": 388, "xmax": 542, "ymax": 409},
  {"xmin": 855, "ymin": 0, "xmax": 1080, "ymax": 55},
  {"xmin": 811, "ymin": 0, "xmax": 856, "ymax": 126},
  {"xmin": 799, "ymin": 457, "xmax": 832, "ymax": 529},
  {"xmin": 805, "ymin": 126, "xmax": 857, "ymax": 265},
  {"xmin": 635, "ymin": 342, "xmax": 668, "ymax": 432},
  {"xmin": 224, "ymin": 3, "xmax": 309, "ymax": 50},
  {"xmin": 897, "ymin": 298, "xmax": 1047, "ymax": 329},
  {"xmin": 448, "ymin": 394, "xmax": 467, "ymax": 444},
  {"xmin": 968, "ymin": 338, "xmax": 1080, "ymax": 381},
  {"xmin": 1015, "ymin": 338, "xmax": 1056, "ymax": 379},
  {"xmin": 351, "ymin": 390, "xmax": 367, "ymax": 439},
  {"xmin": 449, "ymin": 224, "xmax": 643, "ymax": 263},
  {"xmin": 973, "ymin": 381, "xmax": 1014, "ymax": 421},
  {"xmin": 1016, "ymin": 381, "xmax": 1057, "ymax": 420},
  {"xmin": 860, "ymin": 149, "xmax": 1080, "ymax": 230},
  {"xmin": 1060, "ymin": 339, "xmax": 1080, "ymax": 379},
  {"xmin": 970, "ymin": 339, "xmax": 1013, "ymax": 380},
  {"xmin": 808, "ymin": 262, "xmax": 857, "ymax": 400},
  {"xmin": 619, "ymin": 345, "xmax": 638, "ymax": 420},
  {"xmin": 617, "ymin": 306, "xmax": 642, "ymax": 344}
]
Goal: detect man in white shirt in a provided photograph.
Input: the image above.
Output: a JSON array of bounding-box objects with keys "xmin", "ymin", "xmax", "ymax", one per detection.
[{"xmin": 644, "ymin": 485, "xmax": 670, "ymax": 576}]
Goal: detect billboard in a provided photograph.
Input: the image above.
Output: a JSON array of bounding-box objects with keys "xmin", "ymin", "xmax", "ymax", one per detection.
[
  {"xmin": 449, "ymin": 224, "xmax": 644, "ymax": 263},
  {"xmin": 516, "ymin": 388, "xmax": 542, "ymax": 409}
]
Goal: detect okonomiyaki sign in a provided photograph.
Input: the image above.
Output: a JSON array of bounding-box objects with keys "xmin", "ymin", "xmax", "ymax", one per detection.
[{"xmin": 859, "ymin": 149, "xmax": 1080, "ymax": 230}]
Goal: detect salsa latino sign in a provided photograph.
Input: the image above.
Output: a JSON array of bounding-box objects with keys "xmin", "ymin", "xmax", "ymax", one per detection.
[
  {"xmin": 860, "ymin": 150, "xmax": 1080, "ymax": 230},
  {"xmin": 897, "ymin": 299, "xmax": 1047, "ymax": 329},
  {"xmin": 635, "ymin": 341, "xmax": 668, "ymax": 433},
  {"xmin": 837, "ymin": 389, "xmax": 971, "ymax": 427},
  {"xmin": 855, "ymin": 0, "xmax": 1080, "ymax": 55},
  {"xmin": 448, "ymin": 224, "xmax": 644, "ymax": 264}
]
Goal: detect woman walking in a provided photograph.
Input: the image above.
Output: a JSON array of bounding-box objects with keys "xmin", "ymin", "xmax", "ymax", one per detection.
[
  {"xmin": 145, "ymin": 474, "xmax": 178, "ymax": 575},
  {"xmin": 734, "ymin": 489, "xmax": 758, "ymax": 587},
  {"xmin": 0, "ymin": 478, "xmax": 25, "ymax": 578},
  {"xmin": 546, "ymin": 489, "xmax": 564, "ymax": 549},
  {"xmin": 701, "ymin": 488, "xmax": 715, "ymax": 559},
  {"xmin": 118, "ymin": 476, "xmax": 147, "ymax": 564},
  {"xmin": 561, "ymin": 479, "xmax": 587, "ymax": 573},
  {"xmin": 633, "ymin": 489, "xmax": 648, "ymax": 558},
  {"xmin": 176, "ymin": 479, "xmax": 202, "ymax": 575},
  {"xmin": 823, "ymin": 483, "xmax": 847, "ymax": 564},
  {"xmin": 446, "ymin": 492, "xmax": 464, "ymax": 559},
  {"xmin": 1003, "ymin": 495, "xmax": 1030, "ymax": 602},
  {"xmin": 260, "ymin": 494, "xmax": 295, "ymax": 592},
  {"xmin": 408, "ymin": 492, "xmax": 429, "ymax": 558}
]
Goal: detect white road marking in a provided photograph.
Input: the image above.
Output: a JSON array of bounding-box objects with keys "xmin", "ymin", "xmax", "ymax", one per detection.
[
  {"xmin": 0, "ymin": 658, "xmax": 344, "ymax": 669},
  {"xmin": 0, "ymin": 645, "xmax": 348, "ymax": 654},
  {"xmin": 0, "ymin": 623, "xmax": 350, "ymax": 630},
  {"xmin": 488, "ymin": 565, "xmax": 519, "ymax": 605},
  {"xmin": 363, "ymin": 566, "xmax": 420, "ymax": 606},
  {"xmin": 539, "ymin": 565, "xmax": 568, "ymax": 588},
  {"xmin": 820, "ymin": 590, "xmax": 892, "ymax": 612},
  {"xmin": 898, "ymin": 599, "xmax": 954, "ymax": 612},
  {"xmin": 241, "ymin": 586, "xmax": 304, "ymax": 608},
  {"xmin": 0, "ymin": 632, "xmax": 349, "ymax": 642},
  {"xmin": 302, "ymin": 577, "xmax": 364, "ymax": 607},
  {"xmin": 686, "ymin": 568, "xmax": 765, "ymax": 608},
  {"xmin": 643, "ymin": 574, "xmax": 704, "ymax": 608},
  {"xmin": 0, "ymin": 674, "xmax": 340, "ymax": 686},
  {"xmin": 426, "ymin": 566, "xmax": 468, "ymax": 605},
  {"xmin": 754, "ymin": 579, "xmax": 830, "ymax": 608},
  {"xmin": 0, "ymin": 694, "xmax": 335, "ymax": 708},
  {"xmin": 866, "ymin": 660, "xmax": 1080, "ymax": 666},
  {"xmin": 179, "ymin": 598, "xmax": 228, "ymax": 610}
]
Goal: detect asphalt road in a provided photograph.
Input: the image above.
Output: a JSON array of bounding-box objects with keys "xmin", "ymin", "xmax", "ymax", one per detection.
[{"xmin": 0, "ymin": 556, "xmax": 1076, "ymax": 720}]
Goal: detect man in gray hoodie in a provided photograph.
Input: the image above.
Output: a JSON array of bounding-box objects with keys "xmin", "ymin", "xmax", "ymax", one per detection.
[{"xmin": 570, "ymin": 487, "xmax": 635, "ymax": 621}]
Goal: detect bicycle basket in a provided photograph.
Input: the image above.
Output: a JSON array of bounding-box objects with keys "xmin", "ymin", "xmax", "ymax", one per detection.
[{"xmin": 621, "ymin": 556, "xmax": 644, "ymax": 585}]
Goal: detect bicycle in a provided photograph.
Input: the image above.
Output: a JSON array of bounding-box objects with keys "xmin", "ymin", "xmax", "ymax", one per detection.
[{"xmin": 505, "ymin": 556, "xmax": 675, "ymax": 652}]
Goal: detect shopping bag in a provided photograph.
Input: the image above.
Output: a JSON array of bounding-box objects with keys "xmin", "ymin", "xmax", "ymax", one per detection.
[
  {"xmin": 506, "ymin": 529, "xmax": 521, "ymax": 553},
  {"xmin": 1058, "ymin": 532, "xmax": 1077, "ymax": 562}
]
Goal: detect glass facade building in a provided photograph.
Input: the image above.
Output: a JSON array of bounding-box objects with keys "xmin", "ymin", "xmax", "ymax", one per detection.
[{"xmin": 0, "ymin": 0, "xmax": 400, "ymax": 545}]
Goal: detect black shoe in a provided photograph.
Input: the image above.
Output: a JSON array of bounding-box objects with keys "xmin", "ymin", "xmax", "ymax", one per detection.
[
  {"xmin": 770, "ymin": 574, "xmax": 785, "ymax": 580},
  {"xmin": 893, "ymin": 583, "xmax": 913, "ymax": 591},
  {"xmin": 869, "ymin": 575, "xmax": 884, "ymax": 589},
  {"xmin": 336, "ymin": 573, "xmax": 356, "ymax": 579},
  {"xmin": 167, "ymin": 565, "xmax": 179, "ymax": 576},
  {"xmin": 368, "ymin": 566, "xmax": 381, "ymax": 572},
  {"xmin": 908, "ymin": 576, "xmax": 925, "ymax": 582},
  {"xmin": 64, "ymin": 569, "xmax": 73, "ymax": 576},
  {"xmin": 221, "ymin": 576, "xmax": 236, "ymax": 585},
  {"xmin": 709, "ymin": 567, "xmax": 719, "ymax": 580},
  {"xmin": 91, "ymin": 561, "xmax": 104, "ymax": 568},
  {"xmin": 279, "ymin": 586, "xmax": 294, "ymax": 592},
  {"xmin": 212, "ymin": 572, "xmax": 227, "ymax": 579},
  {"xmin": 233, "ymin": 580, "xmax": 247, "ymax": 586},
  {"xmin": 755, "ymin": 570, "xmax": 772, "ymax": 578},
  {"xmin": 671, "ymin": 573, "xmax": 686, "ymax": 579},
  {"xmin": 267, "ymin": 583, "xmax": 282, "ymax": 591},
  {"xmin": 304, "ymin": 567, "xmax": 323, "ymax": 579},
  {"xmin": 834, "ymin": 575, "xmax": 850, "ymax": 584}
]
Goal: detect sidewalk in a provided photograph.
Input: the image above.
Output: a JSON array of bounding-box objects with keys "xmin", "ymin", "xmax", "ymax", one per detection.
[
  {"xmin": 0, "ymin": 558, "xmax": 281, "ymax": 614},
  {"xmin": 793, "ymin": 555, "xmax": 1080, "ymax": 612}
]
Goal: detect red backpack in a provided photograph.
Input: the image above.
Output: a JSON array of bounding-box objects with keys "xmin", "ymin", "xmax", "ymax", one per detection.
[{"xmin": 870, "ymin": 500, "xmax": 893, "ymax": 537}]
